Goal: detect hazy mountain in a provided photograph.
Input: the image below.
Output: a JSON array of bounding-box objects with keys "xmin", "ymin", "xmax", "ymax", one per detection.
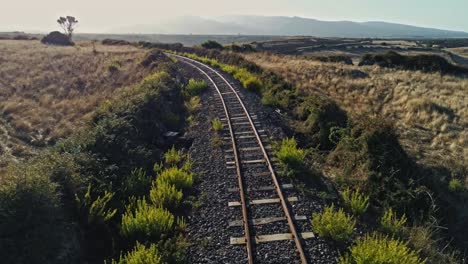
[{"xmin": 112, "ymin": 15, "xmax": 468, "ymax": 38}]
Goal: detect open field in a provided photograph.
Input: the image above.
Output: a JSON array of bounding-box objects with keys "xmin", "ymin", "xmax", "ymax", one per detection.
[
  {"xmin": 0, "ymin": 40, "xmax": 150, "ymax": 167},
  {"xmin": 243, "ymin": 52, "xmax": 468, "ymax": 176}
]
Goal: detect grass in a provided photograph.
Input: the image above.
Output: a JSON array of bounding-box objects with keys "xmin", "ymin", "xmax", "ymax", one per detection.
[
  {"xmin": 340, "ymin": 233, "xmax": 425, "ymax": 264},
  {"xmin": 156, "ymin": 167, "xmax": 193, "ymax": 191},
  {"xmin": 311, "ymin": 204, "xmax": 355, "ymax": 241},
  {"xmin": 108, "ymin": 242, "xmax": 162, "ymax": 264},
  {"xmin": 380, "ymin": 208, "xmax": 407, "ymax": 235},
  {"xmin": 242, "ymin": 52, "xmax": 468, "ymax": 176},
  {"xmin": 212, "ymin": 118, "xmax": 224, "ymax": 132},
  {"xmin": 0, "ymin": 40, "xmax": 149, "ymax": 168},
  {"xmin": 341, "ymin": 188, "xmax": 370, "ymax": 216},
  {"xmin": 121, "ymin": 197, "xmax": 174, "ymax": 241},
  {"xmin": 448, "ymin": 178, "xmax": 464, "ymax": 192},
  {"xmin": 274, "ymin": 137, "xmax": 306, "ymax": 168},
  {"xmin": 184, "ymin": 79, "xmax": 208, "ymax": 97}
]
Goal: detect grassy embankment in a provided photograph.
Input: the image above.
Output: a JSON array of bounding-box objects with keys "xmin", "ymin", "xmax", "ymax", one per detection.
[
  {"xmin": 159, "ymin": 45, "xmax": 465, "ymax": 263},
  {"xmin": 0, "ymin": 44, "xmax": 208, "ymax": 263}
]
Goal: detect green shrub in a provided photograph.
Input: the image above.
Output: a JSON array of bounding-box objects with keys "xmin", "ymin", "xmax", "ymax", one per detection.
[
  {"xmin": 121, "ymin": 198, "xmax": 174, "ymax": 240},
  {"xmin": 200, "ymin": 40, "xmax": 224, "ymax": 50},
  {"xmin": 122, "ymin": 168, "xmax": 152, "ymax": 198},
  {"xmin": 156, "ymin": 167, "xmax": 193, "ymax": 191},
  {"xmin": 274, "ymin": 137, "xmax": 306, "ymax": 169},
  {"xmin": 212, "ymin": 118, "xmax": 224, "ymax": 132},
  {"xmin": 150, "ymin": 182, "xmax": 183, "ymax": 210},
  {"xmin": 108, "ymin": 61, "xmax": 122, "ymax": 73},
  {"xmin": 340, "ymin": 233, "xmax": 424, "ymax": 264},
  {"xmin": 184, "ymin": 79, "xmax": 208, "ymax": 97},
  {"xmin": 341, "ymin": 188, "xmax": 370, "ymax": 215},
  {"xmin": 380, "ymin": 208, "xmax": 407, "ymax": 235},
  {"xmin": 242, "ymin": 76, "xmax": 263, "ymax": 92},
  {"xmin": 185, "ymin": 96, "xmax": 201, "ymax": 113},
  {"xmin": 109, "ymin": 242, "xmax": 162, "ymax": 264},
  {"xmin": 311, "ymin": 204, "xmax": 355, "ymax": 241},
  {"xmin": 75, "ymin": 184, "xmax": 117, "ymax": 225},
  {"xmin": 448, "ymin": 178, "xmax": 464, "ymax": 192},
  {"xmin": 164, "ymin": 146, "xmax": 183, "ymax": 166}
]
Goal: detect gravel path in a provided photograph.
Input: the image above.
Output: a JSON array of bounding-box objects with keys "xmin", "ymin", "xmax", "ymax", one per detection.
[{"xmin": 181, "ymin": 60, "xmax": 339, "ymax": 264}]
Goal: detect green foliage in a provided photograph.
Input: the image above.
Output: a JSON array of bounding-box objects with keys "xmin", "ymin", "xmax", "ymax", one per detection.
[
  {"xmin": 75, "ymin": 184, "xmax": 117, "ymax": 225},
  {"xmin": 212, "ymin": 118, "xmax": 224, "ymax": 132},
  {"xmin": 156, "ymin": 167, "xmax": 193, "ymax": 191},
  {"xmin": 311, "ymin": 204, "xmax": 355, "ymax": 241},
  {"xmin": 0, "ymin": 161, "xmax": 73, "ymax": 264},
  {"xmin": 200, "ymin": 40, "xmax": 224, "ymax": 50},
  {"xmin": 164, "ymin": 146, "xmax": 183, "ymax": 166},
  {"xmin": 109, "ymin": 242, "xmax": 162, "ymax": 264},
  {"xmin": 108, "ymin": 61, "xmax": 122, "ymax": 73},
  {"xmin": 380, "ymin": 208, "xmax": 407, "ymax": 235},
  {"xmin": 185, "ymin": 96, "xmax": 201, "ymax": 113},
  {"xmin": 448, "ymin": 178, "xmax": 464, "ymax": 192},
  {"xmin": 150, "ymin": 182, "xmax": 183, "ymax": 210},
  {"xmin": 122, "ymin": 168, "xmax": 152, "ymax": 199},
  {"xmin": 341, "ymin": 188, "xmax": 370, "ymax": 216},
  {"xmin": 340, "ymin": 233, "xmax": 424, "ymax": 264},
  {"xmin": 184, "ymin": 79, "xmax": 208, "ymax": 97},
  {"xmin": 274, "ymin": 137, "xmax": 306, "ymax": 169},
  {"xmin": 121, "ymin": 198, "xmax": 174, "ymax": 241}
]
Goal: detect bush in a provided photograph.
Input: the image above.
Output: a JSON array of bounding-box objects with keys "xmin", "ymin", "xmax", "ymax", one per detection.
[
  {"xmin": 212, "ymin": 118, "xmax": 224, "ymax": 132},
  {"xmin": 185, "ymin": 96, "xmax": 201, "ymax": 113},
  {"xmin": 109, "ymin": 242, "xmax": 162, "ymax": 264},
  {"xmin": 121, "ymin": 198, "xmax": 174, "ymax": 241},
  {"xmin": 108, "ymin": 61, "xmax": 122, "ymax": 73},
  {"xmin": 156, "ymin": 167, "xmax": 193, "ymax": 191},
  {"xmin": 380, "ymin": 208, "xmax": 407, "ymax": 235},
  {"xmin": 150, "ymin": 182, "xmax": 183, "ymax": 210},
  {"xmin": 341, "ymin": 188, "xmax": 370, "ymax": 215},
  {"xmin": 340, "ymin": 233, "xmax": 424, "ymax": 264},
  {"xmin": 448, "ymin": 178, "xmax": 464, "ymax": 192},
  {"xmin": 311, "ymin": 204, "xmax": 355, "ymax": 241},
  {"xmin": 184, "ymin": 79, "xmax": 208, "ymax": 97},
  {"xmin": 201, "ymin": 40, "xmax": 224, "ymax": 50},
  {"xmin": 164, "ymin": 146, "xmax": 183, "ymax": 166},
  {"xmin": 274, "ymin": 138, "xmax": 306, "ymax": 169}
]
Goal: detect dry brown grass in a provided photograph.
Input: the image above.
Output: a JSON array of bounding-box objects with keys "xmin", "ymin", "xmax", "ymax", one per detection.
[
  {"xmin": 0, "ymin": 40, "xmax": 150, "ymax": 166},
  {"xmin": 243, "ymin": 52, "xmax": 468, "ymax": 176}
]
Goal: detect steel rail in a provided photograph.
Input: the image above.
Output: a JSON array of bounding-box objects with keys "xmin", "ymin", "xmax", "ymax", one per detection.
[
  {"xmin": 176, "ymin": 58, "xmax": 254, "ymax": 264},
  {"xmin": 172, "ymin": 53, "xmax": 307, "ymax": 264}
]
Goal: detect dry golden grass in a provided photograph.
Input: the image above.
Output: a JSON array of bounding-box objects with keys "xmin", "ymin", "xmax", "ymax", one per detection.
[
  {"xmin": 0, "ymin": 40, "xmax": 150, "ymax": 166},
  {"xmin": 243, "ymin": 52, "xmax": 468, "ymax": 175}
]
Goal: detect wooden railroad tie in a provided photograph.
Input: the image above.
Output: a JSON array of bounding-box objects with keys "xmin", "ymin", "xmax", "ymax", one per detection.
[{"xmin": 230, "ymin": 232, "xmax": 315, "ymax": 245}]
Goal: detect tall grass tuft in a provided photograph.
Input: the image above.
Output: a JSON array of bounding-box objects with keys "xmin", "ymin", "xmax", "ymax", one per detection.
[
  {"xmin": 340, "ymin": 233, "xmax": 425, "ymax": 264},
  {"xmin": 164, "ymin": 146, "xmax": 183, "ymax": 166},
  {"xmin": 156, "ymin": 167, "xmax": 193, "ymax": 191},
  {"xmin": 121, "ymin": 198, "xmax": 174, "ymax": 240},
  {"xmin": 380, "ymin": 208, "xmax": 407, "ymax": 235},
  {"xmin": 341, "ymin": 188, "xmax": 370, "ymax": 216},
  {"xmin": 184, "ymin": 79, "xmax": 208, "ymax": 97},
  {"xmin": 274, "ymin": 137, "xmax": 306, "ymax": 169},
  {"xmin": 109, "ymin": 242, "xmax": 162, "ymax": 264},
  {"xmin": 150, "ymin": 182, "xmax": 183, "ymax": 210},
  {"xmin": 311, "ymin": 204, "xmax": 355, "ymax": 241},
  {"xmin": 212, "ymin": 118, "xmax": 224, "ymax": 132}
]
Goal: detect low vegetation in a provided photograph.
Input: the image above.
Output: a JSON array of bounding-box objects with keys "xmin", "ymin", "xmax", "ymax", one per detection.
[
  {"xmin": 212, "ymin": 118, "xmax": 224, "ymax": 132},
  {"xmin": 340, "ymin": 233, "xmax": 424, "ymax": 264},
  {"xmin": 340, "ymin": 188, "xmax": 370, "ymax": 216},
  {"xmin": 311, "ymin": 204, "xmax": 355, "ymax": 241},
  {"xmin": 380, "ymin": 208, "xmax": 407, "ymax": 235},
  {"xmin": 0, "ymin": 40, "xmax": 149, "ymax": 169}
]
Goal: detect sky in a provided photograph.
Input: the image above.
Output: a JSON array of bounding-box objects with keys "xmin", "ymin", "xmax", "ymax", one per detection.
[{"xmin": 1, "ymin": 0, "xmax": 467, "ymax": 33}]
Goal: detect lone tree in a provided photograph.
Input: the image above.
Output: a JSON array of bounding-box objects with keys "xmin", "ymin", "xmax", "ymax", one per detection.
[{"xmin": 57, "ymin": 16, "xmax": 78, "ymax": 39}]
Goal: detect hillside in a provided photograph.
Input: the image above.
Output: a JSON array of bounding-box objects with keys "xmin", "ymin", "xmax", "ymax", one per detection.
[
  {"xmin": 0, "ymin": 40, "xmax": 150, "ymax": 168},
  {"xmin": 112, "ymin": 15, "xmax": 468, "ymax": 38},
  {"xmin": 242, "ymin": 52, "xmax": 468, "ymax": 175}
]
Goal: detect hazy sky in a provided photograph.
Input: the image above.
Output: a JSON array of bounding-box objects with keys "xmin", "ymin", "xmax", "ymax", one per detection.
[{"xmin": 1, "ymin": 0, "xmax": 467, "ymax": 33}]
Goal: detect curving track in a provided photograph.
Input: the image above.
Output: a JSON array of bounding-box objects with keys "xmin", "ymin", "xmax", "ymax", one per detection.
[{"xmin": 170, "ymin": 54, "xmax": 314, "ymax": 264}]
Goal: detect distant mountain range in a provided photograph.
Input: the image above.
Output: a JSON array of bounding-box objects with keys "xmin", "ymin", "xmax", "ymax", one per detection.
[{"xmin": 111, "ymin": 15, "xmax": 468, "ymax": 38}]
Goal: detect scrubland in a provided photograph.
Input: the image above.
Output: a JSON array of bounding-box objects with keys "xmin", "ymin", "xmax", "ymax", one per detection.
[
  {"xmin": 243, "ymin": 53, "xmax": 467, "ymax": 177},
  {"xmin": 0, "ymin": 40, "xmax": 149, "ymax": 167}
]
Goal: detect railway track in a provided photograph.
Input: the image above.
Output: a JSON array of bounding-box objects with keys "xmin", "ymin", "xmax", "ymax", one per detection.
[{"xmin": 171, "ymin": 54, "xmax": 314, "ymax": 264}]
